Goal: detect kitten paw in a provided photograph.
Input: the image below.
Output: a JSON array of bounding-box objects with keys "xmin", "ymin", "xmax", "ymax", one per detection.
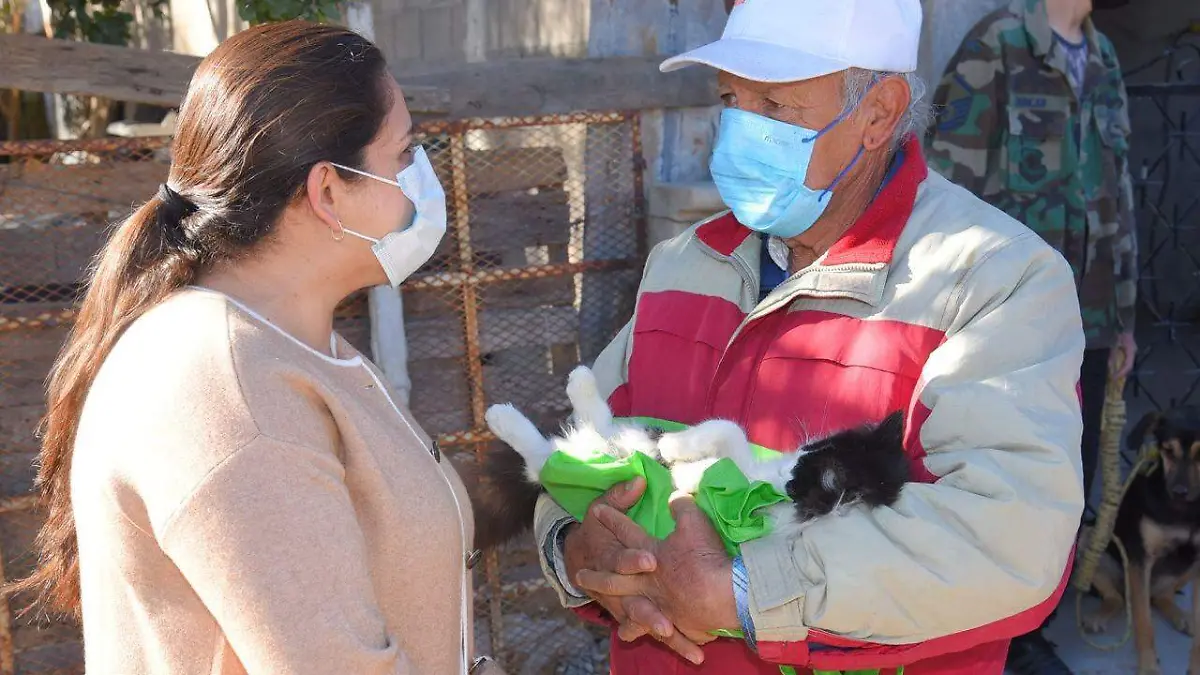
[
  {"xmin": 670, "ymin": 458, "xmax": 718, "ymax": 494},
  {"xmin": 659, "ymin": 420, "xmax": 744, "ymax": 464},
  {"xmin": 485, "ymin": 403, "xmax": 525, "ymax": 444},
  {"xmin": 657, "ymin": 431, "xmax": 707, "ymax": 464},
  {"xmin": 566, "ymin": 366, "xmax": 601, "ymax": 405}
]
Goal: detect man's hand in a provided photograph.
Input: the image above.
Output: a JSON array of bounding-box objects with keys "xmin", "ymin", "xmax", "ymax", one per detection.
[
  {"xmin": 561, "ymin": 479, "xmax": 702, "ymax": 660},
  {"xmin": 1112, "ymin": 331, "xmax": 1137, "ymax": 378},
  {"xmin": 575, "ymin": 494, "xmax": 740, "ymax": 659}
]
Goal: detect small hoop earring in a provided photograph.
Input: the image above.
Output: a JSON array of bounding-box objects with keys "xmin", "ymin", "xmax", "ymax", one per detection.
[{"xmin": 332, "ymin": 219, "xmax": 346, "ymax": 242}]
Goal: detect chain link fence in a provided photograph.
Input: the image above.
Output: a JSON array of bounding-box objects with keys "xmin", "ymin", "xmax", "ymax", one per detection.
[
  {"xmin": 0, "ymin": 136, "xmax": 172, "ymax": 675},
  {"xmin": 0, "ymin": 111, "xmax": 645, "ymax": 674},
  {"xmin": 410, "ymin": 112, "xmax": 644, "ymax": 674}
]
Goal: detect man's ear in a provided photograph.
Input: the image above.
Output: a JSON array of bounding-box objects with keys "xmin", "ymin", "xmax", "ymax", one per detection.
[{"xmin": 860, "ymin": 75, "xmax": 910, "ymax": 152}]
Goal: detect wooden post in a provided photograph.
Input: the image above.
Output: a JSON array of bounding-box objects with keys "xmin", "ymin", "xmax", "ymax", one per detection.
[
  {"xmin": 464, "ymin": 0, "xmax": 487, "ymax": 63},
  {"xmin": 0, "ymin": 532, "xmax": 14, "ymax": 675}
]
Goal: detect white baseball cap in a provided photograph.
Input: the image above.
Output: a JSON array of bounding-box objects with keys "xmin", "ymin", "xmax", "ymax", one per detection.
[{"xmin": 660, "ymin": 0, "xmax": 922, "ymax": 83}]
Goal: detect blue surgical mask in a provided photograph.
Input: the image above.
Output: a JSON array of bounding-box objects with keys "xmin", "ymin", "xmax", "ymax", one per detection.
[{"xmin": 710, "ymin": 107, "xmax": 865, "ymax": 239}]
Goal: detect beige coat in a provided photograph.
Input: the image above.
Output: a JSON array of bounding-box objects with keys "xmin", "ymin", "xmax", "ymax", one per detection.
[{"xmin": 72, "ymin": 287, "xmax": 475, "ymax": 674}]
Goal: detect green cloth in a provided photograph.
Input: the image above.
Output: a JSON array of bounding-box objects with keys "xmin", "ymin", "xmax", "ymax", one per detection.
[
  {"xmin": 537, "ymin": 417, "xmax": 788, "ymax": 554},
  {"xmin": 539, "ymin": 446, "xmax": 680, "ymax": 539},
  {"xmin": 693, "ymin": 457, "xmax": 790, "ymax": 556},
  {"xmin": 537, "ymin": 417, "xmax": 898, "ymax": 675}
]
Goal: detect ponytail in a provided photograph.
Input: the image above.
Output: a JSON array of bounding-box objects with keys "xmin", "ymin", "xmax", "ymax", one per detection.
[
  {"xmin": 6, "ymin": 190, "xmax": 202, "ymax": 617},
  {"xmin": 5, "ymin": 19, "xmax": 393, "ymax": 619}
]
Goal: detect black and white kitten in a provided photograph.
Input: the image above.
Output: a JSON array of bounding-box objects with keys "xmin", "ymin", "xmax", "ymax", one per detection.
[{"xmin": 470, "ymin": 366, "xmax": 910, "ymax": 550}]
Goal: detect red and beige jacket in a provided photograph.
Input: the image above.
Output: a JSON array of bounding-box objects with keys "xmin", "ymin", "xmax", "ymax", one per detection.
[{"xmin": 533, "ymin": 139, "xmax": 1086, "ymax": 674}]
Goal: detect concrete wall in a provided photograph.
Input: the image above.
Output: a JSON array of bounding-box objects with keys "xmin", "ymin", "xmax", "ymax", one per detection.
[
  {"xmin": 371, "ymin": 0, "xmax": 590, "ymax": 72},
  {"xmin": 918, "ymin": 0, "xmax": 1200, "ymax": 88},
  {"xmin": 585, "ymin": 0, "xmax": 727, "ymax": 244},
  {"xmin": 918, "ymin": 0, "xmax": 1008, "ymax": 89},
  {"xmin": 1093, "ymin": 0, "xmax": 1198, "ymax": 84},
  {"xmin": 164, "ymin": 0, "xmax": 587, "ymax": 67},
  {"xmin": 161, "ymin": 0, "xmax": 589, "ymax": 72}
]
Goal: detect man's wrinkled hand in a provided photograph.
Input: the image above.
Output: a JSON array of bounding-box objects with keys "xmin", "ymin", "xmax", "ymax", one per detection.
[
  {"xmin": 561, "ymin": 479, "xmax": 702, "ymax": 661},
  {"xmin": 575, "ymin": 493, "xmax": 740, "ymax": 663}
]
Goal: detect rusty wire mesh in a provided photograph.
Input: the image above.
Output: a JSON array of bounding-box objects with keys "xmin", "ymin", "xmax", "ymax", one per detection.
[
  {"xmin": 0, "ymin": 112, "xmax": 645, "ymax": 674},
  {"xmin": 411, "ymin": 112, "xmax": 644, "ymax": 674},
  {"xmin": 0, "ymin": 136, "xmax": 176, "ymax": 675}
]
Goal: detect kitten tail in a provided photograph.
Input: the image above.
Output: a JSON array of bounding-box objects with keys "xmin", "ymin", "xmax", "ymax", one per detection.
[{"xmin": 468, "ymin": 443, "xmax": 546, "ymax": 551}]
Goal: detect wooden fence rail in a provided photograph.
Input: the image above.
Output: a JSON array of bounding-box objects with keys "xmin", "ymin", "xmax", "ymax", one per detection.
[{"xmin": 0, "ymin": 33, "xmax": 718, "ymax": 120}]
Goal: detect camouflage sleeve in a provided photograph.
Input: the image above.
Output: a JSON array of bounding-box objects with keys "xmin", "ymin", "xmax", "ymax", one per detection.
[
  {"xmin": 1111, "ymin": 75, "xmax": 1138, "ymax": 334},
  {"xmin": 926, "ymin": 19, "xmax": 1006, "ymax": 196}
]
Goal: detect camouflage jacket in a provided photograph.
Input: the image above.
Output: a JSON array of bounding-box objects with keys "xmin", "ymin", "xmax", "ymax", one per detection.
[{"xmin": 926, "ymin": 0, "xmax": 1137, "ymax": 349}]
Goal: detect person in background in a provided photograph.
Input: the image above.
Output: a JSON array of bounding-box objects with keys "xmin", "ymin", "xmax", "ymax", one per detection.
[
  {"xmin": 528, "ymin": 0, "xmax": 1087, "ymax": 673},
  {"xmin": 927, "ymin": 0, "xmax": 1138, "ymax": 673},
  {"xmin": 6, "ymin": 20, "xmax": 500, "ymax": 675}
]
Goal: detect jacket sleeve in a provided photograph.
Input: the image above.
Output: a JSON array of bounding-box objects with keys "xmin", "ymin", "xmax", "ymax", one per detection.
[
  {"xmin": 740, "ymin": 233, "xmax": 1086, "ymax": 662},
  {"xmin": 1107, "ymin": 50, "xmax": 1139, "ymax": 335},
  {"xmin": 1114, "ymin": 147, "xmax": 1138, "ymax": 334},
  {"xmin": 926, "ymin": 18, "xmax": 1007, "ymax": 197},
  {"xmin": 161, "ymin": 435, "xmax": 422, "ymax": 674}
]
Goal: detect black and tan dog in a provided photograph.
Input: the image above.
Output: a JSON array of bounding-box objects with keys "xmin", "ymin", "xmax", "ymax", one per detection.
[{"xmin": 1083, "ymin": 406, "xmax": 1200, "ymax": 675}]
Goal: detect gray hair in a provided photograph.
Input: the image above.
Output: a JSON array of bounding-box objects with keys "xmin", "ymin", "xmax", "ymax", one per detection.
[{"xmin": 841, "ymin": 68, "xmax": 934, "ymax": 151}]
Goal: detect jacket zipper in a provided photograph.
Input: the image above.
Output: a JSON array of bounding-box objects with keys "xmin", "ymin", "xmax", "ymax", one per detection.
[
  {"xmin": 690, "ymin": 234, "xmax": 909, "ymax": 668},
  {"xmin": 692, "ymin": 232, "xmax": 883, "ymax": 414},
  {"xmin": 693, "ymin": 236, "xmax": 757, "ymax": 414}
]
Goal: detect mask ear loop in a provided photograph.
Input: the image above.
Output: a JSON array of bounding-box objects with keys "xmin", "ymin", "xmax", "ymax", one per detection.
[
  {"xmin": 817, "ymin": 146, "xmax": 866, "ymax": 203},
  {"xmin": 800, "ymin": 79, "xmax": 878, "ymax": 203}
]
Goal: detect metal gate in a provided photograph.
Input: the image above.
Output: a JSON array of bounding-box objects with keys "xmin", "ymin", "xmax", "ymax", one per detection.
[{"xmin": 1122, "ymin": 35, "xmax": 1200, "ymax": 461}]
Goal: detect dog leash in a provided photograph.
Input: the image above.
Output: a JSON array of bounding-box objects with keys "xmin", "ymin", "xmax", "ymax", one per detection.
[
  {"xmin": 1072, "ymin": 469, "xmax": 1148, "ymax": 652},
  {"xmin": 1071, "ymin": 347, "xmax": 1154, "ymax": 651}
]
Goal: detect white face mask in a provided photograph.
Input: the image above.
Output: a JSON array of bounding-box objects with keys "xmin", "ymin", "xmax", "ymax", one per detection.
[{"xmin": 330, "ymin": 145, "xmax": 447, "ymax": 288}]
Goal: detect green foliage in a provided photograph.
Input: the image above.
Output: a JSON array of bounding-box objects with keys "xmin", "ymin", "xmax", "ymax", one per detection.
[
  {"xmin": 237, "ymin": 0, "xmax": 343, "ymax": 24},
  {"xmin": 46, "ymin": 0, "xmax": 168, "ymax": 46}
]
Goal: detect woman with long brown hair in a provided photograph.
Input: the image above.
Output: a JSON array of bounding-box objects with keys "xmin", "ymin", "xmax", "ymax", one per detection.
[{"xmin": 9, "ymin": 20, "xmax": 496, "ymax": 674}]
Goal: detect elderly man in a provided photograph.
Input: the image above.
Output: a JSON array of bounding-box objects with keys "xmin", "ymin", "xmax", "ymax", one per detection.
[{"xmin": 533, "ymin": 0, "xmax": 1086, "ymax": 673}]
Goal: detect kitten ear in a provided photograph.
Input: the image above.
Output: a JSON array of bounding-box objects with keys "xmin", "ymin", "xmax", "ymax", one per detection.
[{"xmin": 874, "ymin": 410, "xmax": 905, "ymax": 441}]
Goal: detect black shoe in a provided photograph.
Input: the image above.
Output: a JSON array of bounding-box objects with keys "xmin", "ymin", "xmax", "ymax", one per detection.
[{"xmin": 1005, "ymin": 631, "xmax": 1073, "ymax": 675}]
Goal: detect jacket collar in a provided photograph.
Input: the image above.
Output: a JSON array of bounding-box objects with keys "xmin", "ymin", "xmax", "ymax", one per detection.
[
  {"xmin": 1016, "ymin": 0, "xmax": 1112, "ymax": 78},
  {"xmin": 1019, "ymin": 0, "xmax": 1060, "ymax": 62},
  {"xmin": 695, "ymin": 134, "xmax": 928, "ymax": 267}
]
